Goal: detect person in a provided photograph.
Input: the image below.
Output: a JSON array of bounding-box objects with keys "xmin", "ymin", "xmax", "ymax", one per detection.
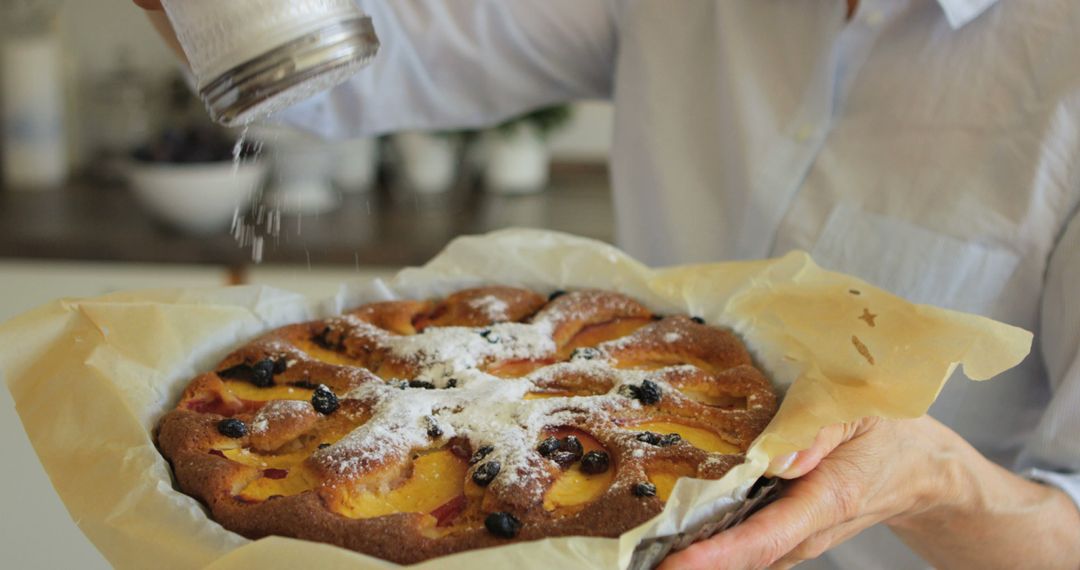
[{"xmin": 136, "ymin": 1, "xmax": 1080, "ymax": 568}]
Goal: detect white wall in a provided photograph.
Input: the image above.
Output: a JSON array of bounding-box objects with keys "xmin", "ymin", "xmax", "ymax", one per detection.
[{"xmin": 548, "ymin": 101, "xmax": 613, "ymax": 162}]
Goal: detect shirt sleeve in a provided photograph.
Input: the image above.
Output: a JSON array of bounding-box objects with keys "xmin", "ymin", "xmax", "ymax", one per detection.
[
  {"xmin": 1016, "ymin": 206, "xmax": 1080, "ymax": 512},
  {"xmin": 276, "ymin": 0, "xmax": 618, "ymax": 139}
]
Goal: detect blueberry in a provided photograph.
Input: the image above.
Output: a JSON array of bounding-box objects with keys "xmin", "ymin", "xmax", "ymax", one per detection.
[
  {"xmin": 560, "ymin": 435, "xmax": 584, "ymax": 456},
  {"xmin": 618, "ymin": 384, "xmax": 640, "ymax": 399},
  {"xmin": 408, "ymin": 380, "xmax": 436, "ymax": 390},
  {"xmin": 311, "ymin": 384, "xmax": 339, "ymax": 415},
  {"xmin": 691, "ymin": 316, "xmax": 706, "ymax": 325},
  {"xmin": 636, "ymin": 380, "xmax": 662, "ymax": 405},
  {"xmin": 217, "ymin": 418, "xmax": 247, "ymax": 438},
  {"xmin": 479, "ymin": 329, "xmax": 501, "ymax": 343},
  {"xmin": 216, "ymin": 363, "xmax": 246, "ymax": 380},
  {"xmin": 251, "ymin": 359, "xmax": 275, "ymax": 388},
  {"xmin": 445, "ymin": 378, "xmax": 459, "ymax": 389},
  {"xmin": 318, "ymin": 443, "xmax": 331, "ymax": 449},
  {"xmin": 570, "ymin": 347, "xmax": 602, "ymax": 361},
  {"xmin": 550, "ymin": 436, "xmax": 584, "ymax": 467},
  {"xmin": 659, "ymin": 433, "xmax": 682, "ymax": 446},
  {"xmin": 580, "ymin": 451, "xmax": 610, "ymax": 475},
  {"xmin": 425, "ymin": 416, "xmax": 443, "ymax": 438},
  {"xmin": 636, "ymin": 431, "xmax": 662, "ymax": 446},
  {"xmin": 633, "ymin": 482, "xmax": 657, "ymax": 497},
  {"xmin": 313, "ymin": 327, "xmax": 341, "ymax": 350},
  {"xmin": 536, "ymin": 437, "xmax": 560, "ymax": 457},
  {"xmin": 548, "ymin": 290, "xmax": 566, "ymax": 301},
  {"xmin": 472, "ymin": 461, "xmax": 501, "ymax": 487},
  {"xmin": 218, "ymin": 360, "xmax": 278, "ymax": 387},
  {"xmin": 550, "ymin": 451, "xmax": 580, "ymax": 468},
  {"xmin": 470, "ymin": 445, "xmax": 494, "ymax": 465},
  {"xmin": 636, "ymin": 431, "xmax": 680, "ymax": 447},
  {"xmin": 484, "ymin": 511, "xmax": 522, "ymax": 539}
]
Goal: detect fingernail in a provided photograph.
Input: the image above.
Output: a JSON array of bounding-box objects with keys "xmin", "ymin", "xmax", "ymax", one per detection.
[{"xmin": 767, "ymin": 452, "xmax": 798, "ymax": 477}]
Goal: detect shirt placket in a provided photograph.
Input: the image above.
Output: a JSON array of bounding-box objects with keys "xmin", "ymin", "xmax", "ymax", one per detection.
[{"xmin": 762, "ymin": 0, "xmax": 908, "ymax": 257}]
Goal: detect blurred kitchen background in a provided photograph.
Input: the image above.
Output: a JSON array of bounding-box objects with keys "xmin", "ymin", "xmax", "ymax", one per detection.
[
  {"xmin": 0, "ymin": 0, "xmax": 617, "ymax": 320},
  {"xmin": 0, "ymin": 1, "xmax": 615, "ymax": 567}
]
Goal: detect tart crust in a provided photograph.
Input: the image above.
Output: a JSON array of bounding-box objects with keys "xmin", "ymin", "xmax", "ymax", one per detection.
[{"xmin": 156, "ymin": 286, "xmax": 777, "ymax": 564}]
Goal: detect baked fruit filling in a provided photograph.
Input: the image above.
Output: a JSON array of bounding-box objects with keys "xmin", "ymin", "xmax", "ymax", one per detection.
[{"xmin": 156, "ymin": 287, "xmax": 778, "ymax": 564}]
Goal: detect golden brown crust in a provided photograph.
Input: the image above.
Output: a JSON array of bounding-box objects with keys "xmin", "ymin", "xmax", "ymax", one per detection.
[{"xmin": 156, "ymin": 287, "xmax": 777, "ymax": 564}]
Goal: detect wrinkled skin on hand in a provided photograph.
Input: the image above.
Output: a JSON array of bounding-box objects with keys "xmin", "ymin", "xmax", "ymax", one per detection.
[{"xmin": 659, "ymin": 417, "xmax": 944, "ymax": 570}]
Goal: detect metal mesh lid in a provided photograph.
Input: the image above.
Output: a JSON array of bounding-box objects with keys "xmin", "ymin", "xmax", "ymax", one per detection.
[{"xmin": 198, "ymin": 15, "xmax": 379, "ymax": 127}]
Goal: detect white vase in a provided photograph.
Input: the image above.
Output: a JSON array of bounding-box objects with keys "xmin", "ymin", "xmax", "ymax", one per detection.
[
  {"xmin": 251, "ymin": 126, "xmax": 339, "ymax": 215},
  {"xmin": 2, "ymin": 33, "xmax": 68, "ymax": 191},
  {"xmin": 483, "ymin": 125, "xmax": 550, "ymax": 195},
  {"xmin": 392, "ymin": 132, "xmax": 459, "ymax": 195},
  {"xmin": 332, "ymin": 137, "xmax": 378, "ymax": 193}
]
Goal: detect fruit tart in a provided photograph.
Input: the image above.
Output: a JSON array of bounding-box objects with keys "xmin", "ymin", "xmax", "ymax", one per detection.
[{"xmin": 156, "ymin": 286, "xmax": 778, "ymax": 564}]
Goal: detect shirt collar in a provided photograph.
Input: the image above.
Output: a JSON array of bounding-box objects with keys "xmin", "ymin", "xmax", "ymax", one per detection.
[{"xmin": 936, "ymin": 0, "xmax": 1000, "ymax": 29}]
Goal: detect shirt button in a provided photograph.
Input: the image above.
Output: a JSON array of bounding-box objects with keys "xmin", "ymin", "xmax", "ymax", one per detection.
[{"xmin": 795, "ymin": 123, "xmax": 815, "ymax": 142}]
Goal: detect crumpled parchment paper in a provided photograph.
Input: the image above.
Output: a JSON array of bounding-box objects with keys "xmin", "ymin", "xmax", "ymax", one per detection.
[{"xmin": 0, "ymin": 229, "xmax": 1032, "ymax": 569}]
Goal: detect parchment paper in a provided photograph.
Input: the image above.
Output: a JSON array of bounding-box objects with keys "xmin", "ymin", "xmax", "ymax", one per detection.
[{"xmin": 0, "ymin": 229, "xmax": 1032, "ymax": 570}]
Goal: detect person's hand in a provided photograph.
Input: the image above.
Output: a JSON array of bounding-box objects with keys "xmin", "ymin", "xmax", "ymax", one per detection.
[
  {"xmin": 658, "ymin": 416, "xmax": 962, "ymax": 570},
  {"xmin": 133, "ymin": 0, "xmax": 163, "ymax": 10}
]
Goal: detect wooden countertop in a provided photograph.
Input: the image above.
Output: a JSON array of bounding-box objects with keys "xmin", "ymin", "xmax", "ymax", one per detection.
[{"xmin": 0, "ymin": 165, "xmax": 614, "ymax": 268}]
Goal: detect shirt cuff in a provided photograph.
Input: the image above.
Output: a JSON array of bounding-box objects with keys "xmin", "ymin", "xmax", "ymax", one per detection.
[{"xmin": 1023, "ymin": 468, "xmax": 1080, "ymax": 514}]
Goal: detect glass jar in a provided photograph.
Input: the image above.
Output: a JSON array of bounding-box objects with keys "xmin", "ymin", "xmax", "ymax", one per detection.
[
  {"xmin": 160, "ymin": 0, "xmax": 379, "ymax": 126},
  {"xmin": 0, "ymin": 0, "xmax": 67, "ymax": 190}
]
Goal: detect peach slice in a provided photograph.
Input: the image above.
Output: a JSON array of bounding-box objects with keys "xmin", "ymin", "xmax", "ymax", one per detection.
[
  {"xmin": 295, "ymin": 339, "xmax": 363, "ymax": 367},
  {"xmin": 221, "ymin": 448, "xmax": 309, "ymax": 469},
  {"xmin": 224, "ymin": 380, "xmax": 313, "ymax": 402},
  {"xmin": 219, "ymin": 448, "xmax": 317, "ymax": 501},
  {"xmin": 237, "ymin": 465, "xmax": 317, "ymax": 501},
  {"xmin": 646, "ymin": 463, "xmax": 696, "ymax": 502},
  {"xmin": 675, "ymin": 385, "xmax": 746, "ymax": 409},
  {"xmin": 335, "ymin": 450, "xmax": 469, "ymax": 520},
  {"xmin": 524, "ymin": 391, "xmax": 575, "ymax": 400},
  {"xmin": 561, "ymin": 318, "xmax": 653, "ymax": 357},
  {"xmin": 612, "ymin": 355, "xmax": 713, "ymax": 372},
  {"xmin": 542, "ymin": 428, "xmax": 616, "ymax": 512},
  {"xmin": 182, "ymin": 375, "xmax": 257, "ymax": 416},
  {"xmin": 630, "ymin": 421, "xmax": 740, "ymax": 454},
  {"xmin": 486, "ymin": 358, "xmax": 556, "ymax": 378}
]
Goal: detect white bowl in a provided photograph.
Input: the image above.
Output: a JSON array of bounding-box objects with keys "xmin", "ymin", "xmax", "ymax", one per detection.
[{"xmin": 128, "ymin": 161, "xmax": 267, "ymax": 235}]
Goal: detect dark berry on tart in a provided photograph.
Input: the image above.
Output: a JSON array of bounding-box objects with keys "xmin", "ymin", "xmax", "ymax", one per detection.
[
  {"xmin": 484, "ymin": 511, "xmax": 522, "ymax": 539},
  {"xmin": 472, "ymin": 461, "xmax": 501, "ymax": 487},
  {"xmin": 470, "ymin": 445, "xmax": 495, "ymax": 465},
  {"xmin": 633, "ymin": 482, "xmax": 658, "ymax": 497},
  {"xmin": 217, "ymin": 418, "xmax": 247, "ymax": 438},
  {"xmin": 580, "ymin": 451, "xmax": 611, "ymax": 475},
  {"xmin": 311, "ymin": 384, "xmax": 340, "ymax": 415}
]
